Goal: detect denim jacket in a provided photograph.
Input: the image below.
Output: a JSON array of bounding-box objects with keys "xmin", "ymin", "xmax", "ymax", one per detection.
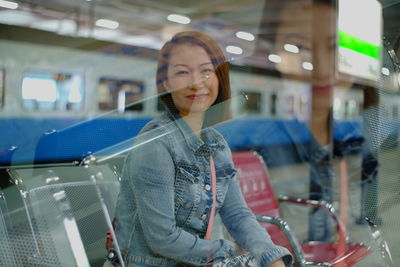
[{"xmin": 115, "ymin": 112, "xmax": 292, "ymax": 267}]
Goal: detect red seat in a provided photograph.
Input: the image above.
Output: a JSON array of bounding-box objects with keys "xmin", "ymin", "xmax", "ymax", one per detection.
[{"xmin": 232, "ymin": 151, "xmax": 372, "ymax": 267}]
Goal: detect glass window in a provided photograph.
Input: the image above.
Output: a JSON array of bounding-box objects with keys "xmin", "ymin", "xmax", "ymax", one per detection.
[
  {"xmin": 97, "ymin": 77, "xmax": 144, "ymax": 112},
  {"xmin": 22, "ymin": 71, "xmax": 84, "ymax": 112},
  {"xmin": 2, "ymin": 0, "xmax": 399, "ymax": 266}
]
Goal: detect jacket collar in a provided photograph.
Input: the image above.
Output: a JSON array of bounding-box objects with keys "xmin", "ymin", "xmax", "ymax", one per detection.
[{"xmin": 165, "ymin": 111, "xmax": 225, "ymax": 155}]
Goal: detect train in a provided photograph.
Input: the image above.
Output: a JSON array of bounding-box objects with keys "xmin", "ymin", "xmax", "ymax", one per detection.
[{"xmin": 0, "ymin": 37, "xmax": 399, "ymax": 167}]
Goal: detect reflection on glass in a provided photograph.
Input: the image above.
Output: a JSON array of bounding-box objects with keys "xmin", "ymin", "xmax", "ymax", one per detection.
[
  {"xmin": 22, "ymin": 72, "xmax": 84, "ymax": 112},
  {"xmin": 97, "ymin": 77, "xmax": 144, "ymax": 112}
]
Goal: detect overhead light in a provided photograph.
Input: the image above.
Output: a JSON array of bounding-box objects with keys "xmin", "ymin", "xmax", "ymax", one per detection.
[
  {"xmin": 95, "ymin": 19, "xmax": 119, "ymax": 30},
  {"xmin": 302, "ymin": 61, "xmax": 313, "ymax": 71},
  {"xmin": 235, "ymin": 31, "xmax": 255, "ymax": 41},
  {"xmin": 284, "ymin": 44, "xmax": 299, "ymax": 53},
  {"xmin": 225, "ymin": 45, "xmax": 243, "ymax": 55},
  {"xmin": 167, "ymin": 14, "xmax": 191, "ymax": 24},
  {"xmin": 0, "ymin": 0, "xmax": 18, "ymax": 9},
  {"xmin": 267, "ymin": 54, "xmax": 282, "ymax": 64},
  {"xmin": 381, "ymin": 67, "xmax": 390, "ymax": 76}
]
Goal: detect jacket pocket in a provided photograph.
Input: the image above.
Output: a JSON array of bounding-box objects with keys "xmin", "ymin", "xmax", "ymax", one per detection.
[
  {"xmin": 174, "ymin": 163, "xmax": 201, "ymax": 226},
  {"xmin": 216, "ymin": 166, "xmax": 236, "ymax": 204}
]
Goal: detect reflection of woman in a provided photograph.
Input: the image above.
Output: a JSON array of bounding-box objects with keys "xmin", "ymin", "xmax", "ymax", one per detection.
[
  {"xmin": 261, "ymin": 0, "xmax": 338, "ymax": 242},
  {"xmin": 113, "ymin": 31, "xmax": 292, "ymax": 267},
  {"xmin": 256, "ymin": 0, "xmax": 348, "ymax": 241},
  {"xmin": 261, "ymin": 0, "xmax": 382, "ymax": 241}
]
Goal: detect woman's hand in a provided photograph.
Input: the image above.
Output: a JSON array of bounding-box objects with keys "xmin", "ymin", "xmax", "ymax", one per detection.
[{"xmin": 268, "ymin": 258, "xmax": 286, "ymax": 267}]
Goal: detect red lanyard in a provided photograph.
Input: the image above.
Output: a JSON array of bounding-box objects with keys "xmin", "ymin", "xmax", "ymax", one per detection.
[{"xmin": 205, "ymin": 156, "xmax": 217, "ymax": 240}]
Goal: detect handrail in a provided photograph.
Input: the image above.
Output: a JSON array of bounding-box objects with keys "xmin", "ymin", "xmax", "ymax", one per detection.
[{"xmin": 256, "ymin": 214, "xmax": 306, "ymax": 267}]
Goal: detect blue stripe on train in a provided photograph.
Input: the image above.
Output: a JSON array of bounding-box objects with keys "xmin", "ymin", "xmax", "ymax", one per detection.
[
  {"xmin": 0, "ymin": 117, "xmax": 151, "ymax": 165},
  {"xmin": 0, "ymin": 117, "xmax": 366, "ymax": 166}
]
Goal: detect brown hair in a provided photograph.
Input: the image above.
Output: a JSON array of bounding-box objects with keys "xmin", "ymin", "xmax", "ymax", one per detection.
[{"xmin": 156, "ymin": 31, "xmax": 232, "ymax": 126}]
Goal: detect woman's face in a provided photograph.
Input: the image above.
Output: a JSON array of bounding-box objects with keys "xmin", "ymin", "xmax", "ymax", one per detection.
[{"xmin": 163, "ymin": 43, "xmax": 219, "ymax": 117}]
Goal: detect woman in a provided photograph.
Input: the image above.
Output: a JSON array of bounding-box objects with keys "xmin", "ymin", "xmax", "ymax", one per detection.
[{"xmin": 113, "ymin": 31, "xmax": 292, "ymax": 267}]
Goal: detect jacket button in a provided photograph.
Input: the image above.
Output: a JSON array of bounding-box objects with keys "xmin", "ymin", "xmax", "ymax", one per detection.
[
  {"xmin": 204, "ymin": 184, "xmax": 211, "ymax": 191},
  {"xmin": 201, "ymin": 214, "xmax": 207, "ymax": 220}
]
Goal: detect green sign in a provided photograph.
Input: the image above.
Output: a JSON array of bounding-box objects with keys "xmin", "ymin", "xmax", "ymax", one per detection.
[{"xmin": 339, "ymin": 30, "xmax": 380, "ymax": 59}]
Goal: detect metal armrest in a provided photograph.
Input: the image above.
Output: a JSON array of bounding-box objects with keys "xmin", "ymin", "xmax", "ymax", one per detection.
[
  {"xmin": 278, "ymin": 196, "xmax": 347, "ymax": 243},
  {"xmin": 365, "ymin": 217, "xmax": 394, "ymax": 267},
  {"xmin": 256, "ymin": 214, "xmax": 334, "ymax": 267},
  {"xmin": 256, "ymin": 214, "xmax": 306, "ymax": 267}
]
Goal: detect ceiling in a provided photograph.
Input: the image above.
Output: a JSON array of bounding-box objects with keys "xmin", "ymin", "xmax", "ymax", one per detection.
[
  {"xmin": 0, "ymin": 0, "xmax": 399, "ymax": 66},
  {"xmin": 0, "ymin": 0, "xmax": 265, "ymax": 49}
]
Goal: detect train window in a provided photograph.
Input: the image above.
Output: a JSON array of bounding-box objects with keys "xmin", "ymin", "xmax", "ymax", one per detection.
[
  {"xmin": 239, "ymin": 91, "xmax": 261, "ymax": 114},
  {"xmin": 299, "ymin": 95, "xmax": 307, "ymax": 114},
  {"xmin": 285, "ymin": 95, "xmax": 295, "ymax": 115},
  {"xmin": 358, "ymin": 102, "xmax": 363, "ymax": 117},
  {"xmin": 97, "ymin": 77, "xmax": 144, "ymax": 112},
  {"xmin": 21, "ymin": 71, "xmax": 83, "ymax": 112},
  {"xmin": 343, "ymin": 100, "xmax": 349, "ymax": 118},
  {"xmin": 333, "ymin": 98, "xmax": 343, "ymax": 120},
  {"xmin": 344, "ymin": 99, "xmax": 358, "ymax": 119},
  {"xmin": 0, "ymin": 68, "xmax": 4, "ymax": 109},
  {"xmin": 270, "ymin": 93, "xmax": 277, "ymax": 116}
]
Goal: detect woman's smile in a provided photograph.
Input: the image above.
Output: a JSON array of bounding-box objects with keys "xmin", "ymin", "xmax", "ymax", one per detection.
[{"xmin": 186, "ymin": 93, "xmax": 209, "ymax": 100}]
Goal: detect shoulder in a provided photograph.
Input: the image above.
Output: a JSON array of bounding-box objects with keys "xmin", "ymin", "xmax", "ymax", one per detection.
[
  {"xmin": 208, "ymin": 127, "xmax": 230, "ymax": 149},
  {"xmin": 140, "ymin": 113, "xmax": 174, "ymax": 134},
  {"xmin": 124, "ymin": 114, "xmax": 176, "ymax": 168},
  {"xmin": 209, "ymin": 127, "xmax": 225, "ymax": 140},
  {"xmin": 135, "ymin": 113, "xmax": 177, "ymax": 144}
]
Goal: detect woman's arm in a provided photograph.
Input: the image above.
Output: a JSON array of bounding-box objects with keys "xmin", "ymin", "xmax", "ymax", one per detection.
[{"xmin": 219, "ymin": 176, "xmax": 292, "ymax": 267}]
